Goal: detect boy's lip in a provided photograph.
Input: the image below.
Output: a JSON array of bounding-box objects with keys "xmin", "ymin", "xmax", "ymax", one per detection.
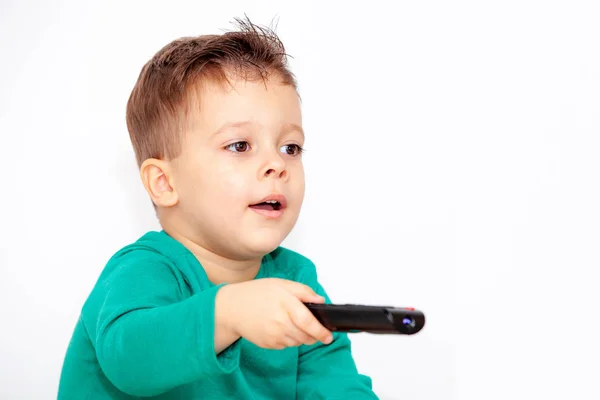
[
  {"xmin": 249, "ymin": 194, "xmax": 288, "ymax": 209},
  {"xmin": 248, "ymin": 194, "xmax": 288, "ymax": 219}
]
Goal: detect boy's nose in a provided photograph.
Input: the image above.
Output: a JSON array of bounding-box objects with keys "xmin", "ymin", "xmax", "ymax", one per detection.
[
  {"xmin": 260, "ymin": 153, "xmax": 287, "ymax": 180},
  {"xmin": 264, "ymin": 167, "xmax": 287, "ymax": 179}
]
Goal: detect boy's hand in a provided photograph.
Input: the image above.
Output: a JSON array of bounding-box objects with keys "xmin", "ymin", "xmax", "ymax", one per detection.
[{"xmin": 216, "ymin": 278, "xmax": 333, "ymax": 350}]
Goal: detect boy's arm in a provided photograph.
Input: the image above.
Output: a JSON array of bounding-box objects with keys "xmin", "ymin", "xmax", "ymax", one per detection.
[
  {"xmin": 84, "ymin": 250, "xmax": 240, "ymax": 397},
  {"xmin": 296, "ymin": 270, "xmax": 379, "ymax": 399}
]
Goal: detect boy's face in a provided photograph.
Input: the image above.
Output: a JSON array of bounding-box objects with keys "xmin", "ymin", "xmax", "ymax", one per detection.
[{"xmin": 168, "ymin": 76, "xmax": 305, "ymax": 260}]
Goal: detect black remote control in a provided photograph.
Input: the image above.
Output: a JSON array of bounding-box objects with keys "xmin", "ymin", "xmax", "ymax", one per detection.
[{"xmin": 305, "ymin": 303, "xmax": 425, "ymax": 335}]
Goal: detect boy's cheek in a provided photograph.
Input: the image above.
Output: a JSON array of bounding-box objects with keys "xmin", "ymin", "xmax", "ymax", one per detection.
[{"xmin": 209, "ymin": 178, "xmax": 256, "ymax": 210}]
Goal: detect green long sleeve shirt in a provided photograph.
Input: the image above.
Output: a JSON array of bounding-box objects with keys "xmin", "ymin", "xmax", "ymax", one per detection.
[{"xmin": 58, "ymin": 230, "xmax": 378, "ymax": 399}]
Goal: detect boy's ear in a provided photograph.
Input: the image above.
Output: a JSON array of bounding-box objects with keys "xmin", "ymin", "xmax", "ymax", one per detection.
[{"xmin": 140, "ymin": 158, "xmax": 179, "ymax": 208}]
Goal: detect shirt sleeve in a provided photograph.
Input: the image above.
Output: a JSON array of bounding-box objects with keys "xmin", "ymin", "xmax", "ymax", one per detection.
[
  {"xmin": 82, "ymin": 249, "xmax": 241, "ymax": 397},
  {"xmin": 296, "ymin": 267, "xmax": 380, "ymax": 399}
]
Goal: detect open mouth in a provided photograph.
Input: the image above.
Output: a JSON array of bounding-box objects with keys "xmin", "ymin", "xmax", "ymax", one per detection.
[
  {"xmin": 248, "ymin": 195, "xmax": 287, "ymax": 216},
  {"xmin": 249, "ymin": 200, "xmax": 283, "ymax": 211}
]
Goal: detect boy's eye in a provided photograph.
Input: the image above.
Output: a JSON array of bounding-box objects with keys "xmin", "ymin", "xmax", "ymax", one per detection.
[
  {"xmin": 280, "ymin": 144, "xmax": 304, "ymax": 156},
  {"xmin": 226, "ymin": 141, "xmax": 250, "ymax": 153}
]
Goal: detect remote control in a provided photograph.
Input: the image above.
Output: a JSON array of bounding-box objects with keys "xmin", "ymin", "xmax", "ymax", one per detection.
[{"xmin": 305, "ymin": 303, "xmax": 425, "ymax": 335}]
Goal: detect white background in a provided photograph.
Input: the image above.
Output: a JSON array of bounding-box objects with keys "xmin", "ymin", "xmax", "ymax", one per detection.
[{"xmin": 1, "ymin": 1, "xmax": 599, "ymax": 399}]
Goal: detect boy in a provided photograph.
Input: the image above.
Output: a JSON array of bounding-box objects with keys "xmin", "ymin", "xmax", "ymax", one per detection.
[{"xmin": 58, "ymin": 17, "xmax": 378, "ymax": 399}]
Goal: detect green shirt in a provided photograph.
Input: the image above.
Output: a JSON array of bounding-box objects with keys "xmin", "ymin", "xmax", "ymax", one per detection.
[{"xmin": 58, "ymin": 231, "xmax": 378, "ymax": 399}]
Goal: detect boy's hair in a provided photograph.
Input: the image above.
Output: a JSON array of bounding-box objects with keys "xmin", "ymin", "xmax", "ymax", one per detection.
[{"xmin": 125, "ymin": 17, "xmax": 297, "ymax": 167}]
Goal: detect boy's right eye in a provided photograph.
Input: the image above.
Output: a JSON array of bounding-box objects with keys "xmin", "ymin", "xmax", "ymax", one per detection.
[{"xmin": 225, "ymin": 141, "xmax": 251, "ymax": 153}]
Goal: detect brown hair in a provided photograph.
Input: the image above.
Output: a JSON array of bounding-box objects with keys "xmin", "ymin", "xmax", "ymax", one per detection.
[{"xmin": 125, "ymin": 16, "xmax": 297, "ymax": 167}]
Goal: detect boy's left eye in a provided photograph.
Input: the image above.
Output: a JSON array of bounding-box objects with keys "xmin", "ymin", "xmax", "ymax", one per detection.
[{"xmin": 280, "ymin": 144, "xmax": 304, "ymax": 156}]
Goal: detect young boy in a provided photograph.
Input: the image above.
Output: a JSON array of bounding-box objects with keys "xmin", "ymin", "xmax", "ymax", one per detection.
[{"xmin": 58, "ymin": 18, "xmax": 378, "ymax": 399}]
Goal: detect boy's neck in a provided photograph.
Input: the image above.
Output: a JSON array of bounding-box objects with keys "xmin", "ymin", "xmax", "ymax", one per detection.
[{"xmin": 163, "ymin": 225, "xmax": 263, "ymax": 285}]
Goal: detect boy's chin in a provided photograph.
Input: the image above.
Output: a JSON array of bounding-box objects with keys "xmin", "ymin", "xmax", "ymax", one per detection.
[{"xmin": 244, "ymin": 232, "xmax": 287, "ymax": 256}]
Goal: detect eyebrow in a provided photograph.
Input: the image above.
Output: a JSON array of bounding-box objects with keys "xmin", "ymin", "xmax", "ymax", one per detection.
[
  {"xmin": 211, "ymin": 120, "xmax": 304, "ymax": 138},
  {"xmin": 283, "ymin": 123, "xmax": 305, "ymax": 139}
]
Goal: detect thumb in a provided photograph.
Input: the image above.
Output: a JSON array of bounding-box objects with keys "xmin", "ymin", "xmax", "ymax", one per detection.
[{"xmin": 282, "ymin": 281, "xmax": 325, "ymax": 303}]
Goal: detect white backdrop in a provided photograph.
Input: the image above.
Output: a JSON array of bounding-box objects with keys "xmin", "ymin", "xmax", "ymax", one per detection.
[{"xmin": 1, "ymin": 1, "xmax": 599, "ymax": 399}]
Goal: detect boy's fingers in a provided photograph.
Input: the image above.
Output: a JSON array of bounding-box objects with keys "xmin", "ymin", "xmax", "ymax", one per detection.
[
  {"xmin": 284, "ymin": 323, "xmax": 315, "ymax": 346},
  {"xmin": 288, "ymin": 301, "xmax": 332, "ymax": 344}
]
